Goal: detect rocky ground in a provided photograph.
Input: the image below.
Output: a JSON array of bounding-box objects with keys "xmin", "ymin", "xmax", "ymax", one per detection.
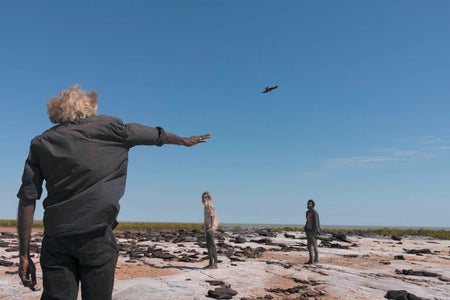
[{"xmin": 0, "ymin": 227, "xmax": 449, "ymax": 300}]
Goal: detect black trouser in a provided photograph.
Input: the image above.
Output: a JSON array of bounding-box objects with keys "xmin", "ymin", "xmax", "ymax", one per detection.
[
  {"xmin": 205, "ymin": 230, "xmax": 218, "ymax": 265},
  {"xmin": 40, "ymin": 227, "xmax": 119, "ymax": 300},
  {"xmin": 306, "ymin": 231, "xmax": 319, "ymax": 262}
]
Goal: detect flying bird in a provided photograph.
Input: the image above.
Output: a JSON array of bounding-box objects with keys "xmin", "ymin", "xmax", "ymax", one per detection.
[{"xmin": 262, "ymin": 85, "xmax": 278, "ymax": 93}]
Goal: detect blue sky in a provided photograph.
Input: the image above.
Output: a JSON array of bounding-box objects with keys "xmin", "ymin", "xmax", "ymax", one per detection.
[{"xmin": 1, "ymin": 1, "xmax": 449, "ymax": 227}]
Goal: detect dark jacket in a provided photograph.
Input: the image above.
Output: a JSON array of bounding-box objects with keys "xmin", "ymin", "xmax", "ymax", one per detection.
[
  {"xmin": 304, "ymin": 208, "xmax": 321, "ymax": 235},
  {"xmin": 17, "ymin": 115, "xmax": 167, "ymax": 237}
]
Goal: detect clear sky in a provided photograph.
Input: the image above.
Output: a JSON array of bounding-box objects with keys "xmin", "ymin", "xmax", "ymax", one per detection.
[{"xmin": 1, "ymin": 1, "xmax": 449, "ymax": 227}]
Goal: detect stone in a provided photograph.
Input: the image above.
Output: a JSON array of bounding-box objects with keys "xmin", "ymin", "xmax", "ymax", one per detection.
[
  {"xmin": 207, "ymin": 286, "xmax": 238, "ymax": 299},
  {"xmin": 385, "ymin": 290, "xmax": 408, "ymax": 299},
  {"xmin": 384, "ymin": 289, "xmax": 425, "ymax": 300},
  {"xmin": 391, "ymin": 235, "xmax": 402, "ymax": 241},
  {"xmin": 403, "ymin": 248, "xmax": 431, "ymax": 255},
  {"xmin": 395, "ymin": 269, "xmax": 441, "ymax": 277}
]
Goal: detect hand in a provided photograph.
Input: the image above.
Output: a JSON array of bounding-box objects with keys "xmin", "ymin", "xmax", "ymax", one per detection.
[
  {"xmin": 183, "ymin": 133, "xmax": 212, "ymax": 147},
  {"xmin": 19, "ymin": 254, "xmax": 37, "ymax": 291}
]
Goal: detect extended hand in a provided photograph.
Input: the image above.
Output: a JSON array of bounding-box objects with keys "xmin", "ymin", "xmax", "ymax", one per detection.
[
  {"xmin": 184, "ymin": 133, "xmax": 212, "ymax": 147},
  {"xmin": 19, "ymin": 254, "xmax": 37, "ymax": 291}
]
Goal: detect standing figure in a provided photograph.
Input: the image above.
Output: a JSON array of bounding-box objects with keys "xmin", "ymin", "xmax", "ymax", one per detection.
[
  {"xmin": 202, "ymin": 191, "xmax": 219, "ymax": 269},
  {"xmin": 304, "ymin": 199, "xmax": 321, "ymax": 264},
  {"xmin": 17, "ymin": 85, "xmax": 211, "ymax": 300}
]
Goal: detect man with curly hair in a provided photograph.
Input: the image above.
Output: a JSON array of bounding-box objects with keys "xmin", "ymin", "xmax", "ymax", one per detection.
[{"xmin": 17, "ymin": 85, "xmax": 212, "ymax": 299}]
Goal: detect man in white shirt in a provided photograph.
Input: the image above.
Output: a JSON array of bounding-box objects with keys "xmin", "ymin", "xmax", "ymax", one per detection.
[{"xmin": 202, "ymin": 191, "xmax": 219, "ymax": 269}]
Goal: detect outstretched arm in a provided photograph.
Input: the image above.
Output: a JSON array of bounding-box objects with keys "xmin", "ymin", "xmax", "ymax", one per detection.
[
  {"xmin": 17, "ymin": 197, "xmax": 37, "ymax": 291},
  {"xmin": 165, "ymin": 132, "xmax": 212, "ymax": 147}
]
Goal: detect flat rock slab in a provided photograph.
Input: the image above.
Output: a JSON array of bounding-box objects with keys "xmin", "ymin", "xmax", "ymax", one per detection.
[{"xmin": 0, "ymin": 229, "xmax": 449, "ymax": 299}]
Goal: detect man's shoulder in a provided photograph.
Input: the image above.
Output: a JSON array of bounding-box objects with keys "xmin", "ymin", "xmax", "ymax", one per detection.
[
  {"xmin": 95, "ymin": 115, "xmax": 123, "ymax": 122},
  {"xmin": 31, "ymin": 115, "xmax": 124, "ymax": 141},
  {"xmin": 31, "ymin": 125, "xmax": 59, "ymax": 144},
  {"xmin": 209, "ymin": 204, "xmax": 217, "ymax": 214},
  {"xmin": 205, "ymin": 203, "xmax": 215, "ymax": 211},
  {"xmin": 83, "ymin": 115, "xmax": 124, "ymax": 126}
]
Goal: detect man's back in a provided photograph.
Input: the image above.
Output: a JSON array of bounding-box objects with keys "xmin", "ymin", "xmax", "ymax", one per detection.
[
  {"xmin": 19, "ymin": 115, "xmax": 165, "ymax": 236},
  {"xmin": 16, "ymin": 85, "xmax": 211, "ymax": 295}
]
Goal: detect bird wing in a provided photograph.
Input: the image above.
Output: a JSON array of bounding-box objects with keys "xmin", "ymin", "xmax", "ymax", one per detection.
[{"xmin": 262, "ymin": 86, "xmax": 278, "ymax": 93}]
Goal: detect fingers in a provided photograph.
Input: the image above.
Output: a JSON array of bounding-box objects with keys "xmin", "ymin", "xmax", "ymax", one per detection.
[
  {"xmin": 198, "ymin": 133, "xmax": 212, "ymax": 143},
  {"xmin": 20, "ymin": 274, "xmax": 34, "ymax": 288},
  {"xmin": 19, "ymin": 258, "xmax": 37, "ymax": 290},
  {"xmin": 19, "ymin": 269, "xmax": 35, "ymax": 288},
  {"xmin": 201, "ymin": 133, "xmax": 212, "ymax": 141},
  {"xmin": 185, "ymin": 134, "xmax": 212, "ymax": 146},
  {"xmin": 183, "ymin": 133, "xmax": 212, "ymax": 147},
  {"xmin": 30, "ymin": 268, "xmax": 37, "ymax": 286},
  {"xmin": 21, "ymin": 274, "xmax": 37, "ymax": 291}
]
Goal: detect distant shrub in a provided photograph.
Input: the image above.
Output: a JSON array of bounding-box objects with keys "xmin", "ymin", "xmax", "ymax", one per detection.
[
  {"xmin": 116, "ymin": 222, "xmax": 204, "ymax": 231},
  {"xmin": 323, "ymin": 227, "xmax": 450, "ymax": 240},
  {"xmin": 283, "ymin": 226, "xmax": 303, "ymax": 232},
  {"xmin": 230, "ymin": 226, "xmax": 243, "ymax": 232},
  {"xmin": 0, "ymin": 220, "xmax": 43, "ymax": 228},
  {"xmin": 0, "ymin": 220, "xmax": 16, "ymax": 227}
]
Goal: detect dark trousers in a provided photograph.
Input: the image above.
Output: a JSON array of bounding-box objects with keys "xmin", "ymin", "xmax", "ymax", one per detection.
[
  {"xmin": 40, "ymin": 227, "xmax": 119, "ymax": 300},
  {"xmin": 306, "ymin": 231, "xmax": 319, "ymax": 262},
  {"xmin": 205, "ymin": 230, "xmax": 218, "ymax": 265}
]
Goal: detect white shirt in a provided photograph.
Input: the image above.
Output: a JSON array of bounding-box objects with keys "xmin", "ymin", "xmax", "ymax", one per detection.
[{"xmin": 204, "ymin": 202, "xmax": 219, "ymax": 231}]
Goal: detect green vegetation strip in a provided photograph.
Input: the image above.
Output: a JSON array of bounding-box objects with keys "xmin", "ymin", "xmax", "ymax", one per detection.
[
  {"xmin": 323, "ymin": 227, "xmax": 450, "ymax": 240},
  {"xmin": 116, "ymin": 222, "xmax": 204, "ymax": 231},
  {"xmin": 1, "ymin": 220, "xmax": 448, "ymax": 240},
  {"xmin": 0, "ymin": 220, "xmax": 203, "ymax": 231}
]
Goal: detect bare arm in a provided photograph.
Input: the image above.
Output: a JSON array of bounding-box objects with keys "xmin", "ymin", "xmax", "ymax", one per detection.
[
  {"xmin": 17, "ymin": 198, "xmax": 37, "ymax": 290},
  {"xmin": 165, "ymin": 132, "xmax": 212, "ymax": 147},
  {"xmin": 208, "ymin": 215, "xmax": 214, "ymax": 231}
]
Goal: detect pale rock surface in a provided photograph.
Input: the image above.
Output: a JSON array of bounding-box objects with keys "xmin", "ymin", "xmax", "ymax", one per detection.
[{"xmin": 1, "ymin": 229, "xmax": 449, "ymax": 299}]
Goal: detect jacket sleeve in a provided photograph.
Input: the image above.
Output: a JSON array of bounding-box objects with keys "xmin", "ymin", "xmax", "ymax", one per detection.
[
  {"xmin": 304, "ymin": 211, "xmax": 307, "ymax": 230},
  {"xmin": 17, "ymin": 146, "xmax": 43, "ymax": 201},
  {"xmin": 315, "ymin": 210, "xmax": 321, "ymax": 234},
  {"xmin": 124, "ymin": 123, "xmax": 168, "ymax": 147}
]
